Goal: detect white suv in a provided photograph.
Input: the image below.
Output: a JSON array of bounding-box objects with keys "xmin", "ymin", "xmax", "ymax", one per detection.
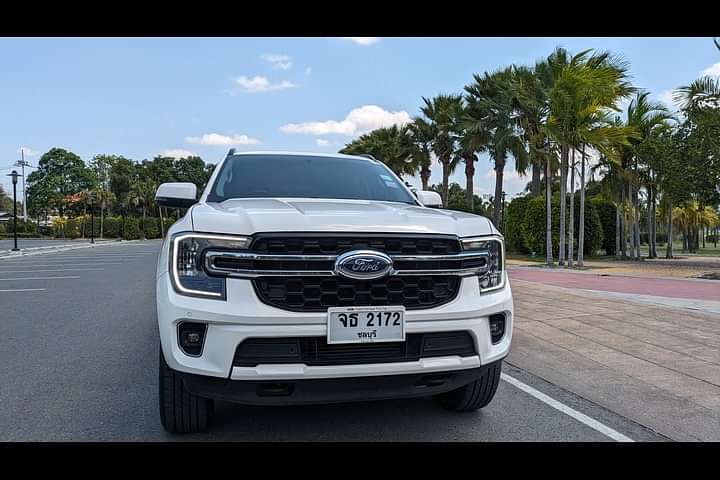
[{"xmin": 155, "ymin": 151, "xmax": 513, "ymax": 433}]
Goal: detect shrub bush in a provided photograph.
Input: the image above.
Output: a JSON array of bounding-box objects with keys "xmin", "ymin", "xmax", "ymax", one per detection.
[
  {"xmin": 504, "ymin": 195, "xmax": 532, "ymax": 254},
  {"xmin": 522, "ymin": 193, "xmax": 603, "ymax": 257},
  {"xmin": 590, "ymin": 198, "xmax": 616, "ymax": 256},
  {"xmin": 122, "ymin": 216, "xmax": 140, "ymax": 240},
  {"xmin": 4, "ymin": 218, "xmax": 36, "ymax": 234},
  {"xmin": 102, "ymin": 217, "xmax": 121, "ymax": 238}
]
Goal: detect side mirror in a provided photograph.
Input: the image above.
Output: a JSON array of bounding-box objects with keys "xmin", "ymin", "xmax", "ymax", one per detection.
[
  {"xmin": 417, "ymin": 190, "xmax": 442, "ymax": 208},
  {"xmin": 155, "ymin": 182, "xmax": 198, "ymax": 209}
]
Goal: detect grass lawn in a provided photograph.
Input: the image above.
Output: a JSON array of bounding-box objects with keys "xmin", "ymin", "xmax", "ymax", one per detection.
[{"xmin": 639, "ymin": 243, "xmax": 720, "ymax": 257}]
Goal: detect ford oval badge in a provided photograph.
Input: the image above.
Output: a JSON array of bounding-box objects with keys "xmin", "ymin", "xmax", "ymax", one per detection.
[{"xmin": 334, "ymin": 250, "xmax": 394, "ymax": 280}]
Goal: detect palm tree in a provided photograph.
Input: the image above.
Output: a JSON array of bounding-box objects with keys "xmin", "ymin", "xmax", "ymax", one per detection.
[
  {"xmin": 128, "ymin": 180, "xmax": 156, "ymax": 240},
  {"xmin": 340, "ymin": 125, "xmax": 420, "ymax": 178},
  {"xmin": 465, "ymin": 67, "xmax": 528, "ymax": 228},
  {"xmin": 93, "ymin": 187, "xmax": 115, "ymax": 239},
  {"xmin": 544, "ymin": 48, "xmax": 635, "ymax": 265},
  {"xmin": 420, "ymin": 94, "xmax": 463, "ymax": 207},
  {"xmin": 511, "ymin": 62, "xmax": 556, "ymax": 264},
  {"xmin": 618, "ymin": 92, "xmax": 672, "ymax": 259},
  {"xmin": 407, "ymin": 118, "xmax": 435, "ymax": 190}
]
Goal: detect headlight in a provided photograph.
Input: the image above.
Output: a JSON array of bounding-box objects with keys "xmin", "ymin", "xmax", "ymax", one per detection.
[
  {"xmin": 170, "ymin": 233, "xmax": 251, "ymax": 299},
  {"xmin": 461, "ymin": 236, "xmax": 505, "ymax": 293}
]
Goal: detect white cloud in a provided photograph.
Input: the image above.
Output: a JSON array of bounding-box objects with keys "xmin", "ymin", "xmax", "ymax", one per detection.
[
  {"xmin": 340, "ymin": 37, "xmax": 380, "ymax": 46},
  {"xmin": 161, "ymin": 148, "xmax": 196, "ymax": 158},
  {"xmin": 185, "ymin": 133, "xmax": 261, "ymax": 146},
  {"xmin": 657, "ymin": 89, "xmax": 679, "ymax": 111},
  {"xmin": 701, "ymin": 62, "xmax": 720, "ymax": 78},
  {"xmin": 231, "ymin": 75, "xmax": 297, "ymax": 94},
  {"xmin": 261, "ymin": 53, "xmax": 292, "ymax": 70},
  {"xmin": 316, "ymin": 139, "xmax": 330, "ymax": 147},
  {"xmin": 17, "ymin": 146, "xmax": 38, "ymax": 156},
  {"xmin": 280, "ymin": 105, "xmax": 411, "ymax": 136},
  {"xmin": 305, "ymin": 66, "xmax": 312, "ymax": 76}
]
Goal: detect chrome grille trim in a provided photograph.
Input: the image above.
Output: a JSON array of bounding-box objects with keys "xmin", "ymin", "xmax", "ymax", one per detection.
[{"xmin": 203, "ymin": 250, "xmax": 489, "ymax": 279}]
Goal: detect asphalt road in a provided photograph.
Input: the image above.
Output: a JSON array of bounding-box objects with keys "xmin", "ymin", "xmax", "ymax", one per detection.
[{"xmin": 0, "ymin": 241, "xmax": 666, "ymax": 441}]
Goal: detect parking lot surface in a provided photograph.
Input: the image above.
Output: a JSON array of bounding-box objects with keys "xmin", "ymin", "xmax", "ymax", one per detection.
[{"xmin": 0, "ymin": 241, "xmax": 666, "ymax": 441}]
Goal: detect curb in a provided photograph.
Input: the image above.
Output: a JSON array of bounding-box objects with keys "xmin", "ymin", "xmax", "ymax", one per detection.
[{"xmin": 0, "ymin": 240, "xmax": 139, "ymax": 260}]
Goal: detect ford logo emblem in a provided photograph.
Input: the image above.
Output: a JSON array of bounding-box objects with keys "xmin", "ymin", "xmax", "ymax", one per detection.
[{"xmin": 334, "ymin": 250, "xmax": 394, "ymax": 280}]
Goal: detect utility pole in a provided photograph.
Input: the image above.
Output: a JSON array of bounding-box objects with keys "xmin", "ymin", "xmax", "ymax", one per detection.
[{"xmin": 14, "ymin": 148, "xmax": 32, "ymax": 220}]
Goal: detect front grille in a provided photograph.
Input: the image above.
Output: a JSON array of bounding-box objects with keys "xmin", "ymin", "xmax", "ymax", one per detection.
[
  {"xmin": 250, "ymin": 234, "xmax": 462, "ymax": 255},
  {"xmin": 253, "ymin": 275, "xmax": 461, "ymax": 312},
  {"xmin": 233, "ymin": 332, "xmax": 476, "ymax": 367}
]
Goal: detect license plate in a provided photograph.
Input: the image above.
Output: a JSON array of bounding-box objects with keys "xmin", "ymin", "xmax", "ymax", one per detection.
[{"xmin": 327, "ymin": 306, "xmax": 405, "ymax": 344}]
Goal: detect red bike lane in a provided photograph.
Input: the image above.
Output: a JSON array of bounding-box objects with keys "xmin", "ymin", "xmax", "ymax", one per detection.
[{"xmin": 508, "ymin": 268, "xmax": 720, "ymax": 301}]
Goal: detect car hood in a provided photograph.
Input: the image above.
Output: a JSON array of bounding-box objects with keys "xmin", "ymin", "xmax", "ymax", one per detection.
[{"xmin": 190, "ymin": 198, "xmax": 498, "ymax": 237}]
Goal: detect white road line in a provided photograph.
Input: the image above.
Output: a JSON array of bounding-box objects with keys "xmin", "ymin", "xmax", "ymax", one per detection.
[
  {"xmin": 0, "ymin": 288, "xmax": 46, "ymax": 293},
  {"xmin": 0, "ymin": 268, "xmax": 104, "ymax": 273},
  {"xmin": 0, "ymin": 262, "xmax": 123, "ymax": 266},
  {"xmin": 500, "ymin": 373, "xmax": 634, "ymax": 442},
  {"xmin": 0, "ymin": 276, "xmax": 81, "ymax": 281}
]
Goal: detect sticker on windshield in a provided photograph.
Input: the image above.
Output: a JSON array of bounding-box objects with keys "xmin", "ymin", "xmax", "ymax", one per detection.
[
  {"xmin": 380, "ymin": 174, "xmax": 393, "ymax": 181},
  {"xmin": 385, "ymin": 180, "xmax": 398, "ymax": 188}
]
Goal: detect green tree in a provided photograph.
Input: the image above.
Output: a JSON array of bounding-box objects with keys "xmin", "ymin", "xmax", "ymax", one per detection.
[
  {"xmin": 420, "ymin": 94, "xmax": 463, "ymax": 207},
  {"xmin": 464, "ymin": 67, "xmax": 529, "ymax": 228},
  {"xmin": 340, "ymin": 125, "xmax": 420, "ymax": 178},
  {"xmin": 26, "ymin": 148, "xmax": 94, "ymax": 238}
]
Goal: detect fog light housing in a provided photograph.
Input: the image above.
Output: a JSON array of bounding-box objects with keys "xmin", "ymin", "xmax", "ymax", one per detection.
[
  {"xmin": 178, "ymin": 322, "xmax": 207, "ymax": 357},
  {"xmin": 489, "ymin": 313, "xmax": 506, "ymax": 344}
]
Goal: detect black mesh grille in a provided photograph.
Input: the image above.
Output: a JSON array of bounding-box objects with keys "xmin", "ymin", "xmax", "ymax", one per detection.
[
  {"xmin": 253, "ymin": 276, "xmax": 461, "ymax": 312},
  {"xmin": 250, "ymin": 234, "xmax": 462, "ymax": 255},
  {"xmin": 233, "ymin": 332, "xmax": 476, "ymax": 367}
]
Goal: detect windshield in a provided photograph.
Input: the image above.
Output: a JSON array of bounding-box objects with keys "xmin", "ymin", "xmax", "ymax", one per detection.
[{"xmin": 206, "ymin": 154, "xmax": 417, "ymax": 204}]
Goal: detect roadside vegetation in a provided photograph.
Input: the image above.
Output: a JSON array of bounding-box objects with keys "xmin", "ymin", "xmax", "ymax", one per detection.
[{"xmin": 339, "ymin": 46, "xmax": 720, "ymax": 264}]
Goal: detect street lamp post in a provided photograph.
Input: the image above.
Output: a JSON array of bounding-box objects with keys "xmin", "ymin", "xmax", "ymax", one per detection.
[
  {"xmin": 90, "ymin": 192, "xmax": 95, "ymax": 244},
  {"xmin": 7, "ymin": 170, "xmax": 20, "ymax": 251}
]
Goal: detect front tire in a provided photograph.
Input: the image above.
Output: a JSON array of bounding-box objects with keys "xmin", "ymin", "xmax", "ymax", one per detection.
[
  {"xmin": 159, "ymin": 347, "xmax": 214, "ymax": 434},
  {"xmin": 433, "ymin": 360, "xmax": 502, "ymax": 412}
]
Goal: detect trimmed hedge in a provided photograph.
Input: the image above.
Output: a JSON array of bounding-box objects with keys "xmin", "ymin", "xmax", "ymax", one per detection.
[
  {"xmin": 49, "ymin": 215, "xmax": 177, "ymax": 240},
  {"xmin": 504, "ymin": 195, "xmax": 532, "ymax": 254},
  {"xmin": 506, "ymin": 193, "xmax": 603, "ymax": 256}
]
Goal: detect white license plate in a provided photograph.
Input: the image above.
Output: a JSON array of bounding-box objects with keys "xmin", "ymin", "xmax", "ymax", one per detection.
[{"xmin": 327, "ymin": 306, "xmax": 405, "ymax": 344}]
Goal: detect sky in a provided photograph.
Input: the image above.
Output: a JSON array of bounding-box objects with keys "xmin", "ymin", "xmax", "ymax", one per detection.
[{"xmin": 1, "ymin": 36, "xmax": 719, "ymax": 200}]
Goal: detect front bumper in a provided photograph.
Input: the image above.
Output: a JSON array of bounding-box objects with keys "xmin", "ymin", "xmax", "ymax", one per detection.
[
  {"xmin": 157, "ymin": 272, "xmax": 513, "ymax": 380},
  {"xmin": 179, "ymin": 365, "xmax": 492, "ymax": 406}
]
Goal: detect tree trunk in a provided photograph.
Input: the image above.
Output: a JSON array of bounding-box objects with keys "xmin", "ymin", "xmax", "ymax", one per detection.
[
  {"xmin": 558, "ymin": 145, "xmax": 568, "ymax": 265},
  {"xmin": 420, "ymin": 161, "xmax": 431, "ymax": 191},
  {"xmin": 628, "ymin": 182, "xmax": 635, "ymax": 259},
  {"xmin": 666, "ymin": 198, "xmax": 673, "ymax": 258},
  {"xmin": 82, "ymin": 202, "xmax": 87, "ymax": 239},
  {"xmin": 531, "ymin": 160, "xmax": 541, "ymax": 196},
  {"xmin": 493, "ymin": 157, "xmax": 505, "ymax": 228},
  {"xmin": 441, "ymin": 158, "xmax": 450, "ymax": 208},
  {"xmin": 568, "ymin": 149, "xmax": 575, "ymax": 268},
  {"xmin": 615, "ymin": 205, "xmax": 621, "ymax": 260},
  {"xmin": 141, "ymin": 205, "xmax": 147, "ymax": 241},
  {"xmin": 465, "ymin": 154, "xmax": 475, "ymax": 211},
  {"xmin": 545, "ymin": 154, "xmax": 553, "ymax": 265},
  {"xmin": 578, "ymin": 145, "xmax": 586, "ymax": 266}
]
